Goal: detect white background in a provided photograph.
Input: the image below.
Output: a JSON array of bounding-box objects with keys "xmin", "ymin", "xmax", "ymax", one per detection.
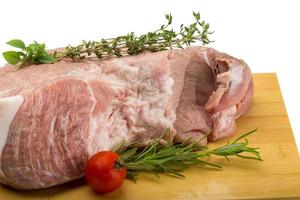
[{"xmin": 0, "ymin": 0, "xmax": 299, "ymax": 153}]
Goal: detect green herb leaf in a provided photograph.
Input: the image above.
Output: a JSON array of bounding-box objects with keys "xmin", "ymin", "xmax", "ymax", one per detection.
[
  {"xmin": 165, "ymin": 14, "xmax": 172, "ymax": 25},
  {"xmin": 3, "ymin": 39, "xmax": 56, "ymax": 67},
  {"xmin": 2, "ymin": 51, "xmax": 21, "ymax": 65},
  {"xmin": 17, "ymin": 51, "xmax": 26, "ymax": 57},
  {"xmin": 193, "ymin": 12, "xmax": 200, "ymax": 21},
  {"xmin": 6, "ymin": 39, "xmax": 26, "ymax": 49},
  {"xmin": 37, "ymin": 55, "xmax": 56, "ymax": 64}
]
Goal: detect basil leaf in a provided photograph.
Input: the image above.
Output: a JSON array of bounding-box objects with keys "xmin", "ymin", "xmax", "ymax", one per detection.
[
  {"xmin": 6, "ymin": 39, "xmax": 26, "ymax": 50},
  {"xmin": 17, "ymin": 51, "xmax": 26, "ymax": 58},
  {"xmin": 2, "ymin": 51, "xmax": 21, "ymax": 65},
  {"xmin": 37, "ymin": 55, "xmax": 56, "ymax": 64}
]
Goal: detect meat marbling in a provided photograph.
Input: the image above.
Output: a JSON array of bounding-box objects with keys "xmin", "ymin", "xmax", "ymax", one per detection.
[{"xmin": 0, "ymin": 46, "xmax": 253, "ymax": 189}]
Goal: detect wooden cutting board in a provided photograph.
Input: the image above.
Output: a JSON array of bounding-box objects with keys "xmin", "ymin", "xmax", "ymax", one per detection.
[{"xmin": 1, "ymin": 73, "xmax": 300, "ymax": 200}]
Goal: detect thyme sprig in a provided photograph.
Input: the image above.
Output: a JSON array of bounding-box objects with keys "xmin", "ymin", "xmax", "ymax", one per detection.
[
  {"xmin": 57, "ymin": 12, "xmax": 213, "ymax": 61},
  {"xmin": 3, "ymin": 12, "xmax": 213, "ymax": 68},
  {"xmin": 114, "ymin": 129, "xmax": 262, "ymax": 180}
]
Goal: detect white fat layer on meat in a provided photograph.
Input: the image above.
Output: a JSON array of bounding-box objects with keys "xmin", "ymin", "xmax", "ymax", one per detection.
[
  {"xmin": 60, "ymin": 112, "xmax": 76, "ymax": 169},
  {"xmin": 0, "ymin": 87, "xmax": 17, "ymax": 97},
  {"xmin": 228, "ymin": 66, "xmax": 243, "ymax": 95},
  {"xmin": 203, "ymin": 50, "xmax": 210, "ymax": 65},
  {"xmin": 136, "ymin": 65, "xmax": 175, "ymax": 127},
  {"xmin": 87, "ymin": 59, "xmax": 175, "ymax": 156},
  {"xmin": 217, "ymin": 106, "xmax": 236, "ymax": 131},
  {"xmin": 87, "ymin": 104, "xmax": 129, "ymax": 156},
  {"xmin": 0, "ymin": 95, "xmax": 24, "ymax": 183},
  {"xmin": 86, "ymin": 61, "xmax": 134, "ymax": 156},
  {"xmin": 48, "ymin": 116, "xmax": 57, "ymax": 146},
  {"xmin": 85, "ymin": 73, "xmax": 128, "ymax": 156}
]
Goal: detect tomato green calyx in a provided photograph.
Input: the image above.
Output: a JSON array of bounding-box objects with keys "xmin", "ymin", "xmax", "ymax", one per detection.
[{"xmin": 115, "ymin": 159, "xmax": 125, "ymax": 170}]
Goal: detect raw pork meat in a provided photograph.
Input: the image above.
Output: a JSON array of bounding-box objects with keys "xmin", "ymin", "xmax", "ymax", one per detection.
[{"xmin": 0, "ymin": 46, "xmax": 252, "ymax": 189}]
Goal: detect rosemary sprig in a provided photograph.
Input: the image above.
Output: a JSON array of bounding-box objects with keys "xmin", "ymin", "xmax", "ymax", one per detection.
[
  {"xmin": 115, "ymin": 129, "xmax": 262, "ymax": 181},
  {"xmin": 2, "ymin": 12, "xmax": 213, "ymax": 68}
]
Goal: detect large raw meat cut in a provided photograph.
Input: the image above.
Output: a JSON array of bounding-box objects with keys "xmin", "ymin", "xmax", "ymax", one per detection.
[{"xmin": 0, "ymin": 46, "xmax": 253, "ymax": 189}]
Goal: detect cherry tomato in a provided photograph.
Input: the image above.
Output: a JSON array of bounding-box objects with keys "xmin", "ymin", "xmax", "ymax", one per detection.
[{"xmin": 85, "ymin": 151, "xmax": 127, "ymax": 193}]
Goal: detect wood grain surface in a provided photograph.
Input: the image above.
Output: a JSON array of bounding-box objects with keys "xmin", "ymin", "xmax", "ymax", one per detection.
[{"xmin": 0, "ymin": 73, "xmax": 299, "ymax": 200}]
